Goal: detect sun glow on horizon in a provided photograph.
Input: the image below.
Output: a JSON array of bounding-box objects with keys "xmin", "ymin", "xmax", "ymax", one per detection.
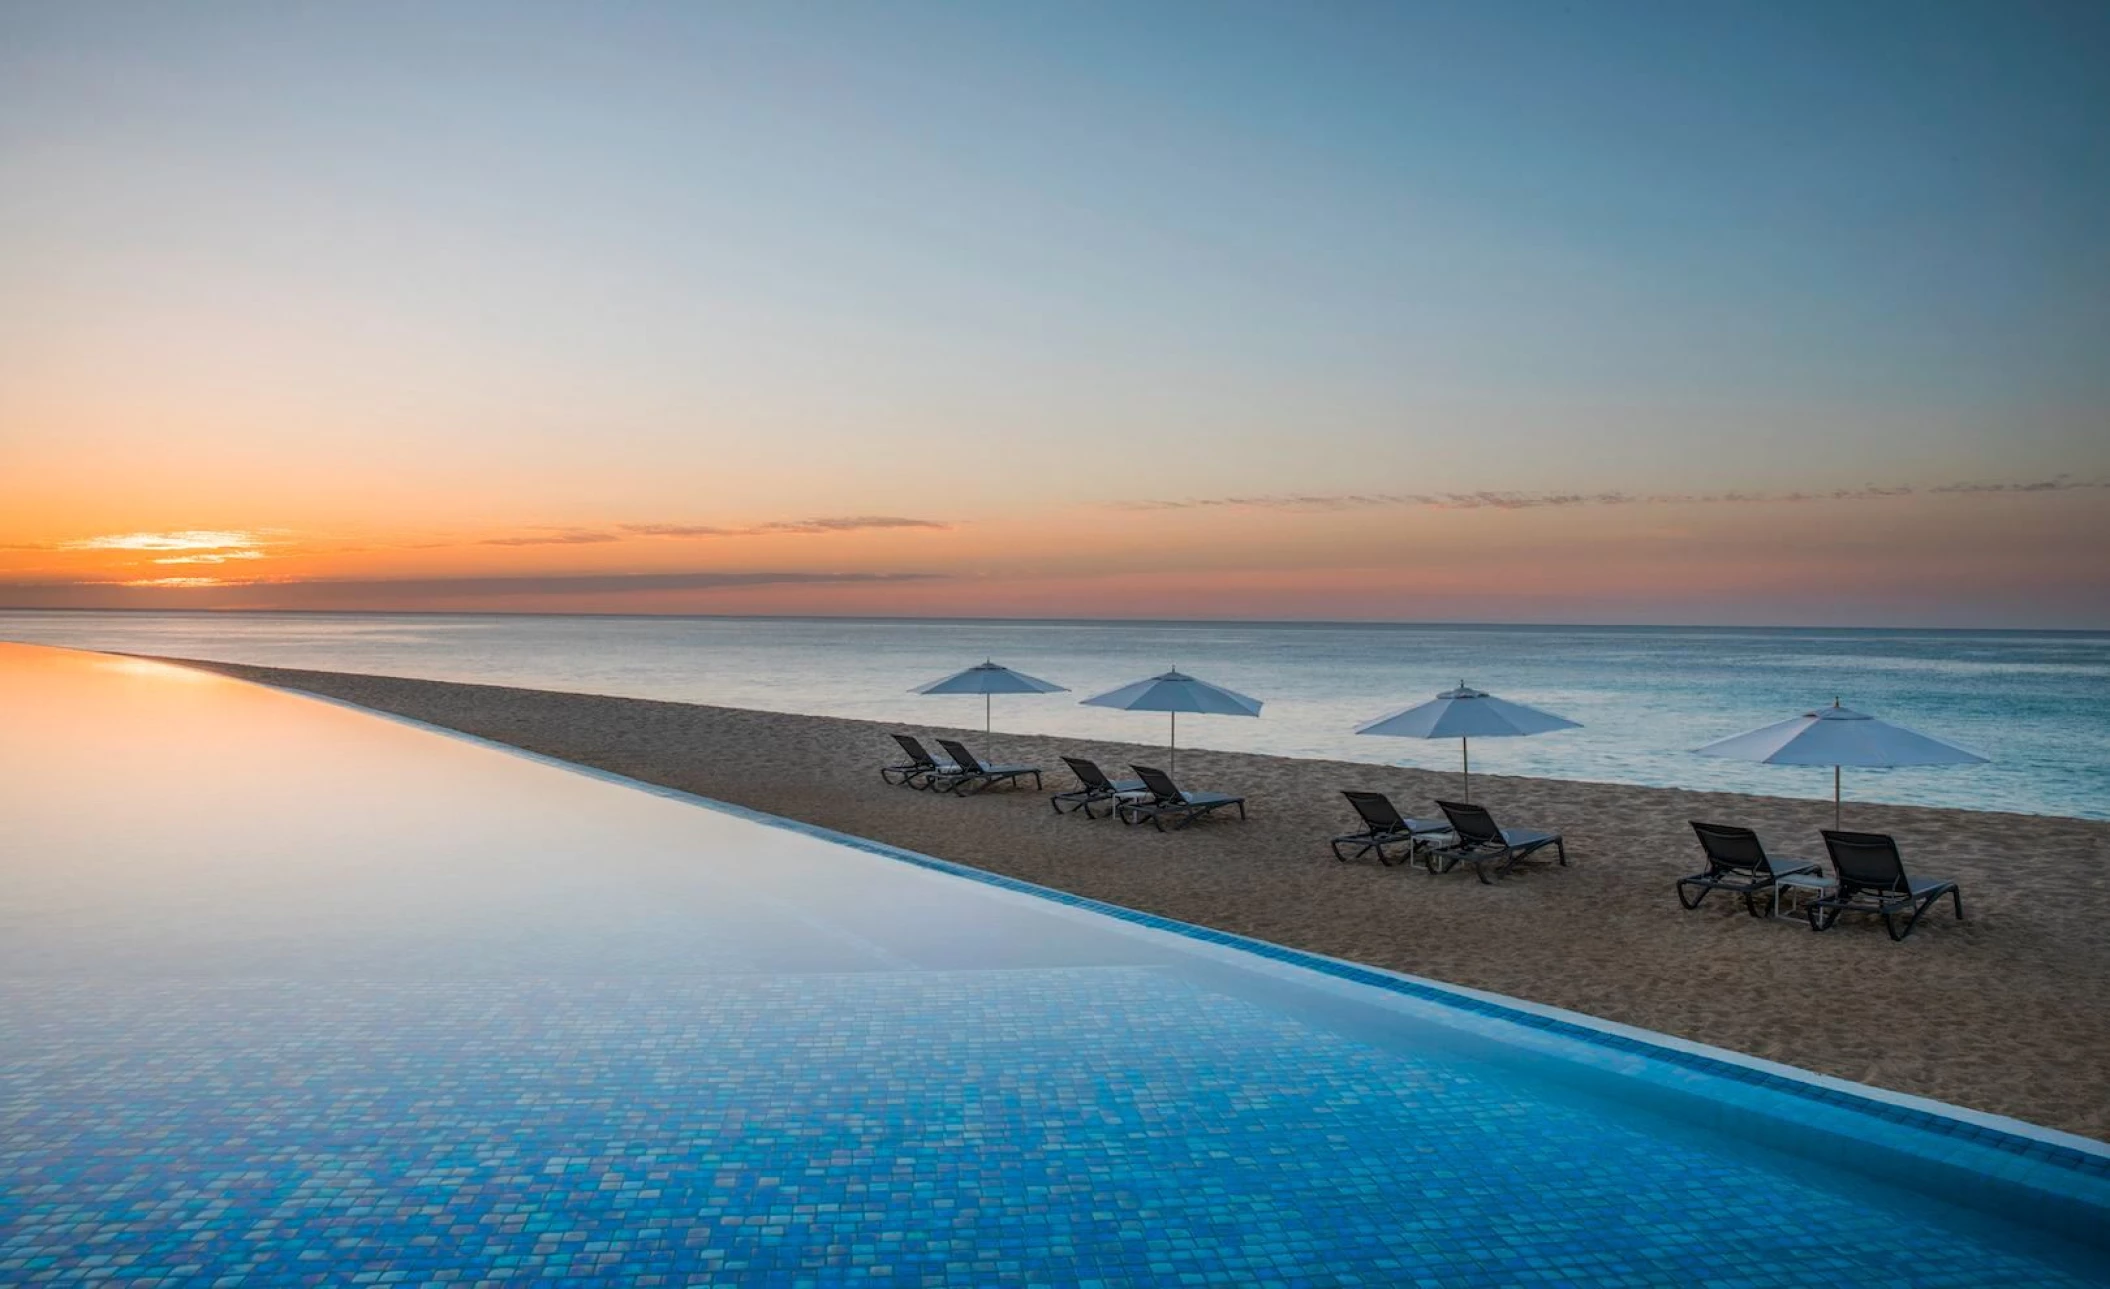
[
  {"xmin": 151, "ymin": 552, "xmax": 267, "ymax": 565},
  {"xmin": 118, "ymin": 576, "xmax": 227, "ymax": 588},
  {"xmin": 62, "ymin": 530, "xmax": 267, "ymax": 553}
]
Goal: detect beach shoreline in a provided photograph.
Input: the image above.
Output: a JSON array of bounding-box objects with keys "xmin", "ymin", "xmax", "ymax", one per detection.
[{"xmin": 155, "ymin": 653, "xmax": 2110, "ymax": 1141}]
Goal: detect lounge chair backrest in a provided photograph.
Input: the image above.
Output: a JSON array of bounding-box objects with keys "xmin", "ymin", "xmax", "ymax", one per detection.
[
  {"xmin": 1344, "ymin": 791, "xmax": 1405, "ymax": 832},
  {"xmin": 1822, "ymin": 830, "xmax": 1909, "ymax": 895},
  {"xmin": 1063, "ymin": 756, "xmax": 1112, "ymax": 790},
  {"xmin": 892, "ymin": 733, "xmax": 936, "ymax": 768},
  {"xmin": 1435, "ymin": 800, "xmax": 1501, "ymax": 846},
  {"xmin": 937, "ymin": 739, "xmax": 985, "ymax": 775},
  {"xmin": 1691, "ymin": 821, "xmax": 1770, "ymax": 874},
  {"xmin": 1131, "ymin": 765, "xmax": 1185, "ymax": 804}
]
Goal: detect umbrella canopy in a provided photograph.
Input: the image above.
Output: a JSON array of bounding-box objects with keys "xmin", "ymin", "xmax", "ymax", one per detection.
[
  {"xmin": 1694, "ymin": 699, "xmax": 1987, "ymax": 828},
  {"xmin": 1355, "ymin": 684, "xmax": 1580, "ymax": 800},
  {"xmin": 914, "ymin": 660, "xmax": 1067, "ymax": 697},
  {"xmin": 1080, "ymin": 668, "xmax": 1261, "ymax": 774},
  {"xmin": 912, "ymin": 661, "xmax": 1067, "ymax": 738}
]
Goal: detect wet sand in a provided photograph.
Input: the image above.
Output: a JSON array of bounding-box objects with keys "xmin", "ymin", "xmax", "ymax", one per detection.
[{"xmin": 163, "ymin": 656, "xmax": 2110, "ymax": 1140}]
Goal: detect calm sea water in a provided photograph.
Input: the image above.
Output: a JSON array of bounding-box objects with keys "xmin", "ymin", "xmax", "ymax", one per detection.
[{"xmin": 5, "ymin": 610, "xmax": 2106, "ymax": 820}]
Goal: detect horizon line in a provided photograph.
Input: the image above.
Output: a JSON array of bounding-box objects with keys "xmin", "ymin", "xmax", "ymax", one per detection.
[{"xmin": 1, "ymin": 605, "xmax": 2103, "ymax": 636}]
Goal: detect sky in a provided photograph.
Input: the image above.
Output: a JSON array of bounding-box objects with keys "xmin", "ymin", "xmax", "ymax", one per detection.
[{"xmin": 2, "ymin": 1, "xmax": 2106, "ymax": 626}]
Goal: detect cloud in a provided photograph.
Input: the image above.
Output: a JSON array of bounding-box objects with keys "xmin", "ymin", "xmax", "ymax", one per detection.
[
  {"xmin": 151, "ymin": 551, "xmax": 268, "ymax": 565},
  {"xmin": 1112, "ymin": 490, "xmax": 1637, "ymax": 512},
  {"xmin": 1110, "ymin": 490, "xmax": 1649, "ymax": 513},
  {"xmin": 14, "ymin": 518, "xmax": 952, "ymax": 559},
  {"xmin": 0, "ymin": 569, "xmax": 943, "ymax": 609},
  {"xmin": 296, "ymin": 570, "xmax": 940, "ymax": 599},
  {"xmin": 620, "ymin": 516, "xmax": 952, "ymax": 538},
  {"xmin": 757, "ymin": 516, "xmax": 952, "ymax": 534},
  {"xmin": 477, "ymin": 530, "xmax": 624, "ymax": 547},
  {"xmin": 1114, "ymin": 477, "xmax": 2108, "ymax": 513},
  {"xmin": 616, "ymin": 524, "xmax": 738, "ymax": 537},
  {"xmin": 60, "ymin": 529, "xmax": 265, "ymax": 552},
  {"xmin": 1926, "ymin": 477, "xmax": 2091, "ymax": 495},
  {"xmin": 462, "ymin": 516, "xmax": 954, "ymax": 546}
]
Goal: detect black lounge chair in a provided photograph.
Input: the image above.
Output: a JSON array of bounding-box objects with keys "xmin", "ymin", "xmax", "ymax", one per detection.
[
  {"xmin": 1426, "ymin": 800, "xmax": 1566, "ymax": 884},
  {"xmin": 1331, "ymin": 791, "xmax": 1450, "ymax": 866},
  {"xmin": 1807, "ymin": 830, "xmax": 1964, "ymax": 941},
  {"xmin": 882, "ymin": 733, "xmax": 959, "ymax": 789},
  {"xmin": 1678, "ymin": 822, "xmax": 1820, "ymax": 917},
  {"xmin": 1117, "ymin": 765, "xmax": 1247, "ymax": 831},
  {"xmin": 932, "ymin": 739, "xmax": 1044, "ymax": 796},
  {"xmin": 1051, "ymin": 756, "xmax": 1147, "ymax": 818}
]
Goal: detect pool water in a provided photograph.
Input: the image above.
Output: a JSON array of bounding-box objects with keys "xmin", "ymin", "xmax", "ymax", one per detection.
[{"xmin": 1, "ymin": 645, "xmax": 2104, "ymax": 1285}]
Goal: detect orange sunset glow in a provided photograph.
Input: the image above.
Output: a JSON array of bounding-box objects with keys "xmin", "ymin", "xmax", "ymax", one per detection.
[{"xmin": 4, "ymin": 481, "xmax": 2105, "ymax": 624}]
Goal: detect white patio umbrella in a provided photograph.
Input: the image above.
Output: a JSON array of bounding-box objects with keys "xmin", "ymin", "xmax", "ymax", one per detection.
[
  {"xmin": 1080, "ymin": 668, "xmax": 1261, "ymax": 776},
  {"xmin": 1693, "ymin": 699, "xmax": 1988, "ymax": 830},
  {"xmin": 913, "ymin": 661, "xmax": 1067, "ymax": 741},
  {"xmin": 1355, "ymin": 683, "xmax": 1581, "ymax": 800}
]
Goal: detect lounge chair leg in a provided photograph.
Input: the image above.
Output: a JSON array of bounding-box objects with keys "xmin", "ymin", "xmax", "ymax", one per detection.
[
  {"xmin": 1554, "ymin": 839, "xmax": 1567, "ymax": 866},
  {"xmin": 1676, "ymin": 881, "xmax": 1710, "ymax": 911},
  {"xmin": 1950, "ymin": 888, "xmax": 1965, "ymax": 920},
  {"xmin": 1894, "ymin": 890, "xmax": 1946, "ymax": 942}
]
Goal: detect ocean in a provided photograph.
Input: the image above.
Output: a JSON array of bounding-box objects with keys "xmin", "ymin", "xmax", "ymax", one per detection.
[{"xmin": 4, "ymin": 610, "xmax": 2105, "ymax": 820}]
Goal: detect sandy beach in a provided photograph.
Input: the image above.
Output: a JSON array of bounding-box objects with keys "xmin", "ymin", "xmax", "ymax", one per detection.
[{"xmin": 162, "ymin": 655, "xmax": 2110, "ymax": 1141}]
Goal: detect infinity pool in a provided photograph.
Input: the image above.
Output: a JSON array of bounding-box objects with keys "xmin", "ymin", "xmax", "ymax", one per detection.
[{"xmin": 2, "ymin": 644, "xmax": 2105, "ymax": 1285}]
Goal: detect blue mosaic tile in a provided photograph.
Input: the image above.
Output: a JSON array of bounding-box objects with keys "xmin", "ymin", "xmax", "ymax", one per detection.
[{"xmin": 1, "ymin": 970, "xmax": 2098, "ymax": 1285}]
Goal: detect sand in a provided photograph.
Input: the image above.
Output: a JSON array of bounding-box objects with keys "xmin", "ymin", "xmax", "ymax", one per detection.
[{"xmin": 160, "ymin": 656, "xmax": 2110, "ymax": 1141}]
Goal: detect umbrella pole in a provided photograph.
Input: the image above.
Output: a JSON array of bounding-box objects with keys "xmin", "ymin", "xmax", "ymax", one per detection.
[
  {"xmin": 1462, "ymin": 736, "xmax": 1470, "ymax": 801},
  {"xmin": 1170, "ymin": 710, "xmax": 1177, "ymax": 777},
  {"xmin": 985, "ymin": 693, "xmax": 992, "ymax": 739},
  {"xmin": 1834, "ymin": 765, "xmax": 1841, "ymax": 832}
]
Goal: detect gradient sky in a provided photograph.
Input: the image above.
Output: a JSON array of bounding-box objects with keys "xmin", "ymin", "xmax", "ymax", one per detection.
[{"xmin": 3, "ymin": 1, "xmax": 2106, "ymax": 625}]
